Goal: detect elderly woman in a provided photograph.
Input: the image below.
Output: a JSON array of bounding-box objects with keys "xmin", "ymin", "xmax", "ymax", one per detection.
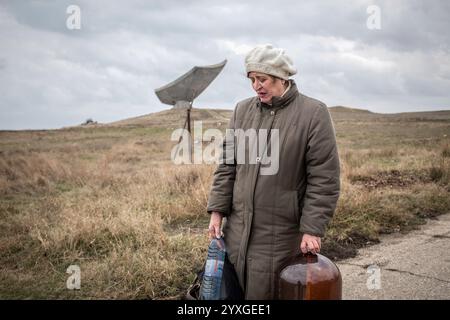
[{"xmin": 206, "ymin": 44, "xmax": 340, "ymax": 299}]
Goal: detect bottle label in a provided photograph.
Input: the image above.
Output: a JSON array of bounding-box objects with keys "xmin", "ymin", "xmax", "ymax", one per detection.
[{"xmin": 204, "ymin": 258, "xmax": 224, "ymax": 277}]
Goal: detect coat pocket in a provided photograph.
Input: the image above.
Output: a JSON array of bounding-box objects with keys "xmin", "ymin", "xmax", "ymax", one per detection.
[{"xmin": 272, "ymin": 190, "xmax": 300, "ymax": 226}]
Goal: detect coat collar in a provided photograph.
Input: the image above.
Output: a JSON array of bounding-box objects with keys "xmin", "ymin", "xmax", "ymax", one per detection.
[{"xmin": 257, "ymin": 80, "xmax": 299, "ymax": 110}]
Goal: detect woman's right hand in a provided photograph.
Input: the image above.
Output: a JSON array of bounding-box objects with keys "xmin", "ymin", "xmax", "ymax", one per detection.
[{"xmin": 208, "ymin": 211, "xmax": 223, "ymax": 240}]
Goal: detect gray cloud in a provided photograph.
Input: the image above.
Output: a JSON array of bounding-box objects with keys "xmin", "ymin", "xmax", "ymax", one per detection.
[{"xmin": 0, "ymin": 0, "xmax": 449, "ymax": 129}]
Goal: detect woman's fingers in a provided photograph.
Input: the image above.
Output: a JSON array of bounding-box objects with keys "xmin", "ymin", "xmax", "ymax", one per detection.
[
  {"xmin": 208, "ymin": 211, "xmax": 223, "ymax": 240},
  {"xmin": 308, "ymin": 240, "xmax": 319, "ymax": 254},
  {"xmin": 208, "ymin": 224, "xmax": 221, "ymax": 239},
  {"xmin": 300, "ymin": 240, "xmax": 308, "ymax": 253},
  {"xmin": 300, "ymin": 234, "xmax": 322, "ymax": 254}
]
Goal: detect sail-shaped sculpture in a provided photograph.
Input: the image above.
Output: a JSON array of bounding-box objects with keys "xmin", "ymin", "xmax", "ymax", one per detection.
[
  {"xmin": 154, "ymin": 60, "xmax": 227, "ymax": 108},
  {"xmin": 154, "ymin": 60, "xmax": 227, "ymax": 162}
]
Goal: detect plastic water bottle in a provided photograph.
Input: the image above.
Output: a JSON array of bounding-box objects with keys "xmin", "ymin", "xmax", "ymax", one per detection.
[{"xmin": 199, "ymin": 237, "xmax": 226, "ymax": 300}]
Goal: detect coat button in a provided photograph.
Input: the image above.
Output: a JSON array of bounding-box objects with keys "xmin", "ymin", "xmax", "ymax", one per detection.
[
  {"xmin": 270, "ymin": 111, "xmax": 275, "ymax": 115},
  {"xmin": 256, "ymin": 157, "xmax": 261, "ymax": 163}
]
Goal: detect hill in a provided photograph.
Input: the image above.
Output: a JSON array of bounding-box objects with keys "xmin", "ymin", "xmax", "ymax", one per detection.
[
  {"xmin": 109, "ymin": 108, "xmax": 232, "ymax": 128},
  {"xmin": 104, "ymin": 106, "xmax": 450, "ymax": 127}
]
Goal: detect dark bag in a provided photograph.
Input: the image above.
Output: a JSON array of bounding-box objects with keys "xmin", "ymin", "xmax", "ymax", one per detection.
[{"xmin": 185, "ymin": 254, "xmax": 244, "ymax": 300}]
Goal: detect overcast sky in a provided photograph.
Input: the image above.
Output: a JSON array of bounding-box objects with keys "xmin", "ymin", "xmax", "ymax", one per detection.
[{"xmin": 1, "ymin": 0, "xmax": 449, "ymax": 130}]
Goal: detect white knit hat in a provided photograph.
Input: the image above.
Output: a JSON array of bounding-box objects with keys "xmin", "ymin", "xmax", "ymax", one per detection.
[{"xmin": 245, "ymin": 44, "xmax": 297, "ymax": 80}]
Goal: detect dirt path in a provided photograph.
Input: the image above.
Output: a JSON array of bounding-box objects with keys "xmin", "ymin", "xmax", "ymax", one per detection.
[{"xmin": 336, "ymin": 212, "xmax": 450, "ymax": 299}]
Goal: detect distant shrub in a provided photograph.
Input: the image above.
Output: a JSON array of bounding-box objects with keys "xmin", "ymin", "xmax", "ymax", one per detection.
[
  {"xmin": 442, "ymin": 144, "xmax": 450, "ymax": 158},
  {"xmin": 82, "ymin": 118, "xmax": 97, "ymax": 126},
  {"xmin": 430, "ymin": 166, "xmax": 444, "ymax": 182}
]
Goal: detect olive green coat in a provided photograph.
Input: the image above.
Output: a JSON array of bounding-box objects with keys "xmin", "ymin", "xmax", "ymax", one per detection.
[{"xmin": 207, "ymin": 81, "xmax": 340, "ymax": 299}]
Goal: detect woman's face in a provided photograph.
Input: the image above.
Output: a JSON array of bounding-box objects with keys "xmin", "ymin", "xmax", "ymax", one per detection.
[{"xmin": 248, "ymin": 72, "xmax": 286, "ymax": 104}]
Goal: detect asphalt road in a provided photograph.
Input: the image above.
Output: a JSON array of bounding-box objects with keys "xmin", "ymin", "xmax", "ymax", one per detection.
[{"xmin": 336, "ymin": 212, "xmax": 450, "ymax": 300}]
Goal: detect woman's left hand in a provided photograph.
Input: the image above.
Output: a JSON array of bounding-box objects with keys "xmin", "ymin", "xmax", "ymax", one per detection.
[{"xmin": 300, "ymin": 234, "xmax": 321, "ymax": 254}]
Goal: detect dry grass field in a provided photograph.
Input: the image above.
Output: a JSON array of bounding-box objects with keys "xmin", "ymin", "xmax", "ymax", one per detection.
[{"xmin": 0, "ymin": 106, "xmax": 449, "ymax": 299}]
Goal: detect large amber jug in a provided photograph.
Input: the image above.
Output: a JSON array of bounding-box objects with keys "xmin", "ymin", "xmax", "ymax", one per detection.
[{"xmin": 276, "ymin": 253, "xmax": 342, "ymax": 300}]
